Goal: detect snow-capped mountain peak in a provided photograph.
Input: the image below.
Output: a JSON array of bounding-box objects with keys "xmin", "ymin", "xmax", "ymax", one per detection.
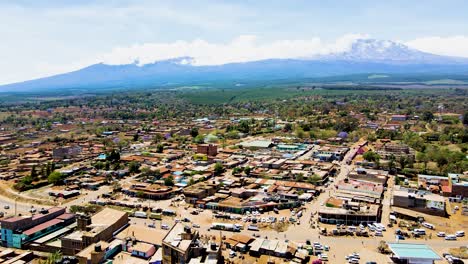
[{"xmin": 317, "ymin": 38, "xmax": 465, "ymax": 63}]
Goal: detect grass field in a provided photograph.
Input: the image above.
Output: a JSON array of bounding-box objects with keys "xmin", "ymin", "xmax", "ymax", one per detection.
[{"xmin": 177, "ymin": 86, "xmax": 460, "ymax": 104}]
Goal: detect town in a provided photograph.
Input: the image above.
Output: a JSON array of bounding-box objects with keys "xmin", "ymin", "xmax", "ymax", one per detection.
[{"xmin": 0, "ymin": 87, "xmax": 465, "ymax": 264}]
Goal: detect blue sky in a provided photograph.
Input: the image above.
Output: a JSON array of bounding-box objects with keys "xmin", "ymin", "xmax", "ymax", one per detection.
[{"xmin": 1, "ymin": 0, "xmax": 468, "ymax": 84}]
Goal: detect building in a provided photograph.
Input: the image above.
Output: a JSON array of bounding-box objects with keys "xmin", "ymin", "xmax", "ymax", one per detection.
[
  {"xmin": 162, "ymin": 223, "xmax": 221, "ymax": 264},
  {"xmin": 61, "ymin": 208, "xmax": 128, "ymax": 255},
  {"xmin": 197, "ymin": 144, "xmax": 218, "ymax": 157},
  {"xmin": 124, "ymin": 183, "xmax": 177, "ymax": 200},
  {"xmin": 387, "ymin": 243, "xmax": 441, "ymax": 264},
  {"xmin": 448, "ymin": 173, "xmax": 468, "ymax": 197},
  {"xmin": 376, "ymin": 143, "xmax": 415, "ymax": 160},
  {"xmin": 52, "ymin": 146, "xmax": 82, "ymax": 160},
  {"xmin": 76, "ymin": 240, "xmax": 122, "ymax": 264},
  {"xmin": 0, "ymin": 207, "xmax": 74, "ymax": 249},
  {"xmin": 318, "ymin": 198, "xmax": 381, "ymax": 225},
  {"xmin": 238, "ymin": 140, "xmax": 273, "ymax": 149},
  {"xmin": 183, "ymin": 182, "xmax": 218, "ymax": 204},
  {"xmin": 392, "ymin": 186, "xmax": 446, "ymax": 216},
  {"xmin": 312, "ymin": 145, "xmax": 349, "ymax": 161},
  {"xmin": 391, "ymin": 114, "xmax": 408, "ymax": 122},
  {"xmin": 162, "ymin": 224, "xmax": 199, "ymax": 264}
]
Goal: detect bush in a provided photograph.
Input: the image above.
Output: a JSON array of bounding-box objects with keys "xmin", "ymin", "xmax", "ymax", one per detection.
[{"xmin": 48, "ymin": 171, "xmax": 64, "ymax": 185}]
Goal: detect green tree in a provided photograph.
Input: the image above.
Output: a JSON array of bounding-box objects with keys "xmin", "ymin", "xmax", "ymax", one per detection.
[
  {"xmin": 363, "ymin": 151, "xmax": 380, "ymax": 162},
  {"xmin": 188, "ymin": 177, "xmax": 195, "ymax": 186},
  {"xmin": 295, "ymin": 128, "xmax": 305, "ymax": 139},
  {"xmin": 214, "ymin": 162, "xmax": 224, "ymax": 176},
  {"xmin": 48, "ymin": 171, "xmax": 63, "ymax": 185},
  {"xmin": 30, "ymin": 165, "xmax": 38, "ymax": 181},
  {"xmin": 40, "ymin": 251, "xmax": 62, "ymax": 264},
  {"xmin": 164, "ymin": 175, "xmax": 174, "ymax": 186},
  {"xmin": 156, "ymin": 144, "xmax": 164, "ymax": 153},
  {"xmin": 421, "ymin": 111, "xmax": 434, "ymax": 122},
  {"xmin": 307, "ymin": 174, "xmax": 321, "ymax": 184},
  {"xmin": 244, "ymin": 166, "xmax": 251, "ymax": 176},
  {"xmin": 193, "ymin": 134, "xmax": 205, "ymax": 144},
  {"xmin": 388, "ymin": 154, "xmax": 396, "ymax": 171},
  {"xmin": 128, "ymin": 161, "xmax": 140, "ymax": 174},
  {"xmin": 295, "ymin": 173, "xmax": 304, "ymax": 182},
  {"xmin": 398, "ymin": 156, "xmax": 407, "ymax": 170},
  {"xmin": 190, "ymin": 127, "xmax": 199, "ymax": 137}
]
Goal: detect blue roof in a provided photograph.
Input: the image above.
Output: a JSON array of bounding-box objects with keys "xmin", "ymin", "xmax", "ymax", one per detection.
[{"xmin": 387, "ymin": 243, "xmax": 441, "ymax": 260}]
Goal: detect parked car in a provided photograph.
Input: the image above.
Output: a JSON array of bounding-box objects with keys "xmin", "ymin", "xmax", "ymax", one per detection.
[
  {"xmin": 455, "ymin": 230, "xmax": 465, "ymax": 237},
  {"xmin": 421, "ymin": 222, "xmax": 435, "ymax": 230},
  {"xmin": 229, "ymin": 250, "xmax": 237, "ymax": 258},
  {"xmin": 319, "ymin": 254, "xmax": 328, "ymax": 261},
  {"xmin": 437, "ymin": 232, "xmax": 446, "ymax": 237},
  {"xmin": 445, "ymin": 235, "xmax": 457, "ymax": 240},
  {"xmin": 161, "ymin": 224, "xmax": 170, "ymax": 230},
  {"xmin": 4, "ymin": 205, "xmax": 9, "ymax": 209}
]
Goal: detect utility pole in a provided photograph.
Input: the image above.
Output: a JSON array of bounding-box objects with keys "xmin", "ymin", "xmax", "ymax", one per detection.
[{"xmin": 14, "ymin": 198, "xmax": 17, "ymax": 216}]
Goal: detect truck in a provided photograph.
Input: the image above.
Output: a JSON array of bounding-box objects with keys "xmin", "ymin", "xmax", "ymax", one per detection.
[
  {"xmin": 149, "ymin": 213, "xmax": 162, "ymax": 220},
  {"xmin": 162, "ymin": 209, "xmax": 176, "ymax": 216},
  {"xmin": 211, "ymin": 222, "xmax": 240, "ymax": 232},
  {"xmin": 134, "ymin": 211, "xmax": 147, "ymax": 218}
]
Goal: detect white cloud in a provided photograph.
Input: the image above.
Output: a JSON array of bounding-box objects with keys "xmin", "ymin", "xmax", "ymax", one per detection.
[
  {"xmin": 406, "ymin": 36, "xmax": 468, "ymax": 58},
  {"xmin": 98, "ymin": 33, "xmax": 368, "ymax": 66}
]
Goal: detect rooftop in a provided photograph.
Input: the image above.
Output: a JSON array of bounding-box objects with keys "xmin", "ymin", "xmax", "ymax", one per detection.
[
  {"xmin": 115, "ymin": 225, "xmax": 167, "ymax": 246},
  {"xmin": 162, "ymin": 223, "xmax": 198, "ymax": 252},
  {"xmin": 91, "ymin": 208, "xmax": 127, "ymax": 226},
  {"xmin": 387, "ymin": 243, "xmax": 441, "ymax": 260}
]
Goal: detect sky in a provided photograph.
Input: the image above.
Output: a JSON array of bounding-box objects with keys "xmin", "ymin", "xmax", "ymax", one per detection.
[{"xmin": 1, "ymin": 0, "xmax": 468, "ymax": 85}]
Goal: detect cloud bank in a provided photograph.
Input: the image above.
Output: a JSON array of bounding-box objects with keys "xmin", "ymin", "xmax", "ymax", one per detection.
[
  {"xmin": 98, "ymin": 34, "xmax": 368, "ymax": 66},
  {"xmin": 406, "ymin": 36, "xmax": 468, "ymax": 58}
]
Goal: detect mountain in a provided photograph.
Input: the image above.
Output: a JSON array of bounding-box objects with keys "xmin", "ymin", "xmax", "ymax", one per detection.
[
  {"xmin": 315, "ymin": 39, "xmax": 468, "ymax": 64},
  {"xmin": 2, "ymin": 39, "xmax": 468, "ymax": 92}
]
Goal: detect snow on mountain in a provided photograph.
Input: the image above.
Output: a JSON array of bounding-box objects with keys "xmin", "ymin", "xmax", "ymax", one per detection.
[{"xmin": 316, "ymin": 39, "xmax": 468, "ymax": 64}]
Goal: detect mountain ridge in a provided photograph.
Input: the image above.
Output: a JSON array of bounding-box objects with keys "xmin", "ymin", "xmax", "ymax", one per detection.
[{"xmin": 2, "ymin": 38, "xmax": 468, "ymax": 92}]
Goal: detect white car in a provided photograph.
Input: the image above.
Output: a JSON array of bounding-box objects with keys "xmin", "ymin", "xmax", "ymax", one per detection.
[
  {"xmin": 229, "ymin": 250, "xmax": 237, "ymax": 258},
  {"xmin": 319, "ymin": 254, "xmax": 328, "ymax": 261},
  {"xmin": 445, "ymin": 235, "xmax": 457, "ymax": 240},
  {"xmin": 437, "ymin": 232, "xmax": 446, "ymax": 237},
  {"xmin": 161, "ymin": 224, "xmax": 170, "ymax": 230},
  {"xmin": 455, "ymin": 230, "xmax": 464, "ymax": 237},
  {"xmin": 192, "ymin": 224, "xmax": 200, "ymax": 228}
]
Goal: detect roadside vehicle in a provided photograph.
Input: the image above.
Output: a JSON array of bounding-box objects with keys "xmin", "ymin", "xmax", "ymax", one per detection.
[
  {"xmin": 455, "ymin": 230, "xmax": 464, "ymax": 237},
  {"xmin": 161, "ymin": 224, "xmax": 170, "ymax": 230},
  {"xmin": 412, "ymin": 229, "xmax": 426, "ymax": 236},
  {"xmin": 247, "ymin": 225, "xmax": 259, "ymax": 231},
  {"xmin": 319, "ymin": 253, "xmax": 328, "ymax": 261},
  {"xmin": 445, "ymin": 235, "xmax": 457, "ymax": 240},
  {"xmin": 134, "ymin": 211, "xmax": 147, "ymax": 218},
  {"xmin": 421, "ymin": 222, "xmax": 435, "ymax": 230},
  {"xmin": 437, "ymin": 232, "xmax": 446, "ymax": 237}
]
